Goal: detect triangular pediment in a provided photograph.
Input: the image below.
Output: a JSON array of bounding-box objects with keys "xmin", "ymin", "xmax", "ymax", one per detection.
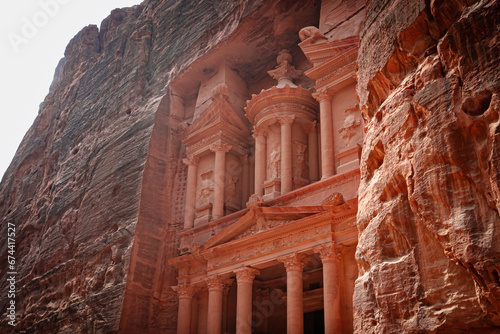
[
  {"xmin": 179, "ymin": 95, "xmax": 250, "ymax": 146},
  {"xmin": 202, "ymin": 206, "xmax": 324, "ymax": 249}
]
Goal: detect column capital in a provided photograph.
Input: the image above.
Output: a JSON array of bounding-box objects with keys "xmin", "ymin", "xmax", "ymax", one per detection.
[
  {"xmin": 209, "ymin": 140, "xmax": 231, "ymax": 153},
  {"xmin": 313, "ymin": 243, "xmax": 343, "ymax": 263},
  {"xmin": 304, "ymin": 120, "xmax": 318, "ymax": 134},
  {"xmin": 277, "ymin": 252, "xmax": 307, "ymax": 272},
  {"xmin": 277, "ymin": 114, "xmax": 295, "ymax": 125},
  {"xmin": 252, "ymin": 126, "xmax": 268, "ymax": 139},
  {"xmin": 182, "ymin": 155, "xmax": 199, "ymax": 166},
  {"xmin": 172, "ymin": 283, "xmax": 197, "ymax": 299},
  {"xmin": 205, "ymin": 275, "xmax": 233, "ymax": 292},
  {"xmin": 312, "ymin": 89, "xmax": 332, "ymax": 102},
  {"xmin": 234, "ymin": 267, "xmax": 260, "ymax": 284}
]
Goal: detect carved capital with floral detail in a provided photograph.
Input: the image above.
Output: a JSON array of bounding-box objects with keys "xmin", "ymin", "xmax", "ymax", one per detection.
[
  {"xmin": 205, "ymin": 275, "xmax": 226, "ymax": 292},
  {"xmin": 182, "ymin": 155, "xmax": 199, "ymax": 166},
  {"xmin": 209, "ymin": 140, "xmax": 231, "ymax": 153},
  {"xmin": 171, "ymin": 283, "xmax": 197, "ymax": 299},
  {"xmin": 277, "ymin": 252, "xmax": 307, "ymax": 272},
  {"xmin": 313, "ymin": 243, "xmax": 343, "ymax": 264},
  {"xmin": 277, "ymin": 114, "xmax": 295, "ymax": 126},
  {"xmin": 252, "ymin": 126, "xmax": 268, "ymax": 139},
  {"xmin": 234, "ymin": 267, "xmax": 260, "ymax": 284},
  {"xmin": 312, "ymin": 90, "xmax": 332, "ymax": 102}
]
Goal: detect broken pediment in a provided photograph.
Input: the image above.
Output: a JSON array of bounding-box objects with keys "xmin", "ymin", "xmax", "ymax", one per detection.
[
  {"xmin": 178, "ymin": 84, "xmax": 252, "ymax": 157},
  {"xmin": 202, "ymin": 206, "xmax": 324, "ymax": 249}
]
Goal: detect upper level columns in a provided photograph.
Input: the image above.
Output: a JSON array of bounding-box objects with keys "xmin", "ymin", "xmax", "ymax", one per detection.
[
  {"xmin": 277, "ymin": 252, "xmax": 306, "ymax": 334},
  {"xmin": 313, "ymin": 243, "xmax": 343, "ymax": 334},
  {"xmin": 278, "ymin": 115, "xmax": 295, "ymax": 194},
  {"xmin": 313, "ymin": 90, "xmax": 335, "ymax": 178},
  {"xmin": 182, "ymin": 156, "xmax": 199, "ymax": 229},
  {"xmin": 253, "ymin": 127, "xmax": 267, "ymax": 197},
  {"xmin": 234, "ymin": 267, "xmax": 260, "ymax": 334},
  {"xmin": 172, "ymin": 283, "xmax": 196, "ymax": 334},
  {"xmin": 209, "ymin": 141, "xmax": 232, "ymax": 219}
]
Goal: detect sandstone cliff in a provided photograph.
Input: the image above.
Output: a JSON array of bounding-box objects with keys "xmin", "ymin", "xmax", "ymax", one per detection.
[{"xmin": 355, "ymin": 0, "xmax": 500, "ymax": 332}]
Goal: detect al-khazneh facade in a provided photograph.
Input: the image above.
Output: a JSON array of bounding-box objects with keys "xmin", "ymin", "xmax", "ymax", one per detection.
[{"xmin": 168, "ymin": 1, "xmax": 365, "ymax": 332}]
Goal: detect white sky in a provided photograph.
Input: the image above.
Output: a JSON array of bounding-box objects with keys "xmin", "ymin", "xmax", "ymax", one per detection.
[{"xmin": 0, "ymin": 0, "xmax": 142, "ymax": 180}]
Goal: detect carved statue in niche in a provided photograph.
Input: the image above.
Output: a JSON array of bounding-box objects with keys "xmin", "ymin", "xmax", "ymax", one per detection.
[
  {"xmin": 339, "ymin": 105, "xmax": 362, "ymax": 148},
  {"xmin": 198, "ymin": 170, "xmax": 214, "ymax": 204},
  {"xmin": 293, "ymin": 141, "xmax": 307, "ymax": 179},
  {"xmin": 224, "ymin": 174, "xmax": 238, "ymax": 202},
  {"xmin": 269, "ymin": 148, "xmax": 281, "ymax": 179}
]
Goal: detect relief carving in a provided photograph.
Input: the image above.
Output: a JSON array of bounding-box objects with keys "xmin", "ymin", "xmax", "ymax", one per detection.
[
  {"xmin": 293, "ymin": 141, "xmax": 307, "ymax": 179},
  {"xmin": 224, "ymin": 174, "xmax": 239, "ymax": 203},
  {"xmin": 339, "ymin": 105, "xmax": 362, "ymax": 148},
  {"xmin": 269, "ymin": 148, "xmax": 281, "ymax": 179},
  {"xmin": 299, "ymin": 26, "xmax": 328, "ymax": 43},
  {"xmin": 198, "ymin": 170, "xmax": 214, "ymax": 204}
]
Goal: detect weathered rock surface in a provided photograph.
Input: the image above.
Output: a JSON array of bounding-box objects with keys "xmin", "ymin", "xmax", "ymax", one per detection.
[
  {"xmin": 0, "ymin": 0, "xmax": 319, "ymax": 332},
  {"xmin": 355, "ymin": 0, "xmax": 500, "ymax": 332}
]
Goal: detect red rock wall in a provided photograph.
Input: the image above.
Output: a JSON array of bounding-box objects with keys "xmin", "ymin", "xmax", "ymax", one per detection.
[{"xmin": 355, "ymin": 0, "xmax": 500, "ymax": 332}]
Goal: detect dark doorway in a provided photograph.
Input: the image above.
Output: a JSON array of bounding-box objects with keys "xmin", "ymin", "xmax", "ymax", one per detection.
[{"xmin": 304, "ymin": 310, "xmax": 325, "ymax": 334}]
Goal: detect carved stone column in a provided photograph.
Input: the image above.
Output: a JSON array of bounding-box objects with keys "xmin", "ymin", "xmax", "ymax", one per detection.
[
  {"xmin": 278, "ymin": 115, "xmax": 295, "ymax": 194},
  {"xmin": 172, "ymin": 283, "xmax": 196, "ymax": 334},
  {"xmin": 253, "ymin": 127, "xmax": 267, "ymax": 196},
  {"xmin": 313, "ymin": 243, "xmax": 343, "ymax": 334},
  {"xmin": 210, "ymin": 141, "xmax": 232, "ymax": 219},
  {"xmin": 313, "ymin": 90, "xmax": 335, "ymax": 178},
  {"xmin": 305, "ymin": 121, "xmax": 319, "ymax": 182},
  {"xmin": 182, "ymin": 156, "xmax": 199, "ymax": 229},
  {"xmin": 234, "ymin": 267, "xmax": 260, "ymax": 334},
  {"xmin": 277, "ymin": 253, "xmax": 306, "ymax": 334},
  {"xmin": 241, "ymin": 154, "xmax": 250, "ymax": 207},
  {"xmin": 205, "ymin": 275, "xmax": 226, "ymax": 334}
]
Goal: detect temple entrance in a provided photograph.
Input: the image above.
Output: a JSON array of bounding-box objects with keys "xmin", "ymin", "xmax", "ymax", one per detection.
[{"xmin": 304, "ymin": 310, "xmax": 325, "ymax": 334}]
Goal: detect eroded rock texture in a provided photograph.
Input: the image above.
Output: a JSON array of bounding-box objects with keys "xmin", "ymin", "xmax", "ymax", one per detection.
[{"xmin": 355, "ymin": 0, "xmax": 500, "ymax": 332}]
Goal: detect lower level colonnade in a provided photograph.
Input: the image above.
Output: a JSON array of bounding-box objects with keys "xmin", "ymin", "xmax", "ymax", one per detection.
[{"xmin": 172, "ymin": 246, "xmax": 345, "ymax": 334}]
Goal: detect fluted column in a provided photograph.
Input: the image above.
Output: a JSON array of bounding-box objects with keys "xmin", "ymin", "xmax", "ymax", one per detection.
[
  {"xmin": 313, "ymin": 244, "xmax": 343, "ymax": 334},
  {"xmin": 182, "ymin": 156, "xmax": 199, "ymax": 229},
  {"xmin": 253, "ymin": 127, "xmax": 267, "ymax": 196},
  {"xmin": 313, "ymin": 90, "xmax": 335, "ymax": 178},
  {"xmin": 210, "ymin": 141, "xmax": 232, "ymax": 219},
  {"xmin": 241, "ymin": 155, "xmax": 250, "ymax": 206},
  {"xmin": 172, "ymin": 283, "xmax": 196, "ymax": 334},
  {"xmin": 234, "ymin": 267, "xmax": 260, "ymax": 334},
  {"xmin": 277, "ymin": 253, "xmax": 306, "ymax": 334},
  {"xmin": 278, "ymin": 115, "xmax": 295, "ymax": 194},
  {"xmin": 205, "ymin": 275, "xmax": 226, "ymax": 334},
  {"xmin": 305, "ymin": 121, "xmax": 319, "ymax": 182}
]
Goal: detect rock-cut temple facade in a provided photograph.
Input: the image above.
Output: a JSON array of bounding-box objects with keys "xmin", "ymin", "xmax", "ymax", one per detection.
[
  {"xmin": 2, "ymin": 0, "xmax": 499, "ymax": 333},
  {"xmin": 168, "ymin": 1, "xmax": 364, "ymax": 333}
]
